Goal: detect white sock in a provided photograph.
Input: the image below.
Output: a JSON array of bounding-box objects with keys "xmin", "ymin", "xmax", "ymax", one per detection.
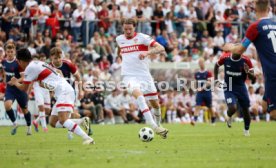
[
  {"xmin": 184, "ymin": 113, "xmax": 191, "ymax": 122},
  {"xmin": 152, "ymin": 108, "xmax": 161, "ymax": 126},
  {"xmin": 137, "ymin": 96, "xmax": 157, "ymax": 128},
  {"xmin": 181, "ymin": 116, "xmax": 187, "ymax": 122},
  {"xmin": 256, "ymin": 115, "xmax": 260, "ymax": 122},
  {"xmin": 70, "ymin": 119, "xmax": 83, "ymax": 125},
  {"xmin": 111, "ymin": 118, "xmax": 115, "ymax": 124},
  {"xmin": 266, "ymin": 113, "xmax": 270, "ymax": 122},
  {"xmin": 55, "ymin": 121, "xmax": 64, "ymax": 128},
  {"xmin": 172, "ymin": 111, "xmax": 177, "ymax": 123},
  {"xmin": 63, "ymin": 119, "xmax": 90, "ymax": 140},
  {"xmin": 39, "ymin": 112, "xmax": 47, "ymax": 128},
  {"xmin": 167, "ymin": 110, "xmax": 172, "ymax": 123}
]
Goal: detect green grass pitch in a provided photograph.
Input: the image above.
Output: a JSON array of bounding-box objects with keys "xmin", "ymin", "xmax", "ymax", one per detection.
[{"xmin": 0, "ymin": 122, "xmax": 276, "ymax": 168}]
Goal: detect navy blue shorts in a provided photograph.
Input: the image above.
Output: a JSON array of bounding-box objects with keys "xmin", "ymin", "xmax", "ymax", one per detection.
[
  {"xmin": 4, "ymin": 87, "xmax": 28, "ymax": 109},
  {"xmin": 264, "ymin": 80, "xmax": 276, "ymax": 111},
  {"xmin": 224, "ymin": 88, "xmax": 250, "ymax": 109},
  {"xmin": 196, "ymin": 91, "xmax": 212, "ymax": 108}
]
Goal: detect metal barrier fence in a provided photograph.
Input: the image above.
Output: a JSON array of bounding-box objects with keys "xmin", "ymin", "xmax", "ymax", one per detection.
[{"xmin": 0, "ymin": 16, "xmax": 245, "ymax": 45}]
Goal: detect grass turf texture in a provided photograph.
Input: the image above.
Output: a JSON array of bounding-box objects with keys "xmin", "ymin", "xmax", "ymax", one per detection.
[{"xmin": 0, "ymin": 122, "xmax": 276, "ymax": 168}]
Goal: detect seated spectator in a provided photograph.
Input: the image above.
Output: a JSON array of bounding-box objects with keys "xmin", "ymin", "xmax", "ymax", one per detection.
[{"xmin": 105, "ymin": 89, "xmax": 128, "ymax": 124}]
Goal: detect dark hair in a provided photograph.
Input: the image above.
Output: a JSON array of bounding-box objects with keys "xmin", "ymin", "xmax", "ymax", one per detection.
[
  {"xmin": 122, "ymin": 18, "xmax": 137, "ymax": 27},
  {"xmin": 17, "ymin": 48, "xmax": 32, "ymax": 62}
]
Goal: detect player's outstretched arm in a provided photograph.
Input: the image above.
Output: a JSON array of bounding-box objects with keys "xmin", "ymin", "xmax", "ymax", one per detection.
[
  {"xmin": 8, "ymin": 77, "xmax": 30, "ymax": 92},
  {"xmin": 221, "ymin": 43, "xmax": 247, "ymax": 55},
  {"xmin": 214, "ymin": 64, "xmax": 220, "ymax": 81},
  {"xmin": 139, "ymin": 42, "xmax": 165, "ymax": 60}
]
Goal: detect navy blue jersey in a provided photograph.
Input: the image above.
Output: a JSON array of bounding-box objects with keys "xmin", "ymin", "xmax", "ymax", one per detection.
[
  {"xmin": 242, "ymin": 18, "xmax": 276, "ymax": 80},
  {"xmin": 194, "ymin": 70, "xmax": 212, "ymax": 92},
  {"xmin": 217, "ymin": 52, "xmax": 253, "ymax": 89},
  {"xmin": 1, "ymin": 58, "xmax": 23, "ymax": 89},
  {"xmin": 50, "ymin": 59, "xmax": 77, "ymax": 84}
]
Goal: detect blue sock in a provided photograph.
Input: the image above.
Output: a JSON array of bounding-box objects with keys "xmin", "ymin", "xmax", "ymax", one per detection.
[
  {"xmin": 6, "ymin": 109, "xmax": 16, "ymax": 123},
  {"xmin": 24, "ymin": 112, "xmax": 31, "ymax": 126},
  {"xmin": 194, "ymin": 116, "xmax": 198, "ymax": 121}
]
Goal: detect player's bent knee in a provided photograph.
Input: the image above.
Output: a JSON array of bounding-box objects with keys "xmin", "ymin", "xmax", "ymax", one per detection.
[
  {"xmin": 149, "ymin": 100, "xmax": 160, "ymax": 109},
  {"xmin": 132, "ymin": 89, "xmax": 143, "ymax": 98}
]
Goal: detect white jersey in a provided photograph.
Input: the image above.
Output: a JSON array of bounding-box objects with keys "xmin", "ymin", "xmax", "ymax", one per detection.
[
  {"xmin": 23, "ymin": 61, "xmax": 74, "ymax": 97},
  {"xmin": 116, "ymin": 32, "xmax": 156, "ymax": 77}
]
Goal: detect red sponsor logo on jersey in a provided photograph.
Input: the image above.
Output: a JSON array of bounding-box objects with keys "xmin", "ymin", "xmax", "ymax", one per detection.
[{"xmin": 120, "ymin": 44, "xmax": 148, "ymax": 54}]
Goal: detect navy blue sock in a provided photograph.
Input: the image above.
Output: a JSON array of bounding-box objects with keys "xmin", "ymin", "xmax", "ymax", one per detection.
[
  {"xmin": 24, "ymin": 112, "xmax": 31, "ymax": 126},
  {"xmin": 243, "ymin": 111, "xmax": 251, "ymax": 131},
  {"xmin": 6, "ymin": 109, "xmax": 16, "ymax": 123},
  {"xmin": 194, "ymin": 116, "xmax": 198, "ymax": 121},
  {"xmin": 211, "ymin": 117, "xmax": 216, "ymax": 123}
]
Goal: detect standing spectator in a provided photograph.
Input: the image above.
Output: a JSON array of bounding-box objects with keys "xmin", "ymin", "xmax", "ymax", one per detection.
[
  {"xmin": 153, "ymin": 4, "xmax": 165, "ymax": 34},
  {"xmin": 241, "ymin": 6, "xmax": 256, "ymax": 34},
  {"xmin": 123, "ymin": 4, "xmax": 136, "ymax": 19},
  {"xmin": 141, "ymin": 0, "xmax": 153, "ymax": 35},
  {"xmin": 38, "ymin": 0, "xmax": 51, "ymax": 33},
  {"xmin": 108, "ymin": 4, "xmax": 120, "ymax": 36},
  {"xmin": 99, "ymin": 56, "xmax": 110, "ymax": 71},
  {"xmin": 214, "ymin": 0, "xmax": 226, "ymax": 15},
  {"xmin": 71, "ymin": 5, "xmax": 84, "ymax": 43},
  {"xmin": 135, "ymin": 3, "xmax": 144, "ymax": 33},
  {"xmin": 47, "ymin": 4, "xmax": 62, "ymax": 38},
  {"xmin": 175, "ymin": 7, "xmax": 186, "ymax": 36},
  {"xmin": 82, "ymin": 0, "xmax": 97, "ymax": 47},
  {"xmin": 164, "ymin": 12, "xmax": 174, "ymax": 34},
  {"xmin": 1, "ymin": 0, "xmax": 18, "ymax": 38},
  {"xmin": 61, "ymin": 3, "xmax": 72, "ymax": 32},
  {"xmin": 98, "ymin": 2, "xmax": 109, "ymax": 33}
]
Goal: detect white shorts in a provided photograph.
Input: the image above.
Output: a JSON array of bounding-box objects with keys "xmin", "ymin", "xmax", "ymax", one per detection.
[
  {"xmin": 122, "ymin": 76, "xmax": 158, "ymax": 100},
  {"xmin": 51, "ymin": 87, "xmax": 75, "ymax": 116},
  {"xmin": 33, "ymin": 84, "xmax": 51, "ymax": 109}
]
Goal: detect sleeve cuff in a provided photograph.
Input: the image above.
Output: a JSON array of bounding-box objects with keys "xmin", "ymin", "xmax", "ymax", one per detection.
[
  {"xmin": 23, "ymin": 81, "xmax": 32, "ymax": 84},
  {"xmin": 150, "ymin": 41, "xmax": 156, "ymax": 47}
]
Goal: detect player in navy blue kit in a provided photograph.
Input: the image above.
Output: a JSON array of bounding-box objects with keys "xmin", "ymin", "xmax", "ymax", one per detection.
[
  {"xmin": 222, "ymin": 0, "xmax": 276, "ymax": 120},
  {"xmin": 2, "ymin": 42, "xmax": 32, "ymax": 135},
  {"xmin": 49, "ymin": 47, "xmax": 92, "ymax": 137},
  {"xmin": 214, "ymin": 52, "xmax": 256, "ymax": 136},
  {"xmin": 192, "ymin": 58, "xmax": 216, "ymax": 125}
]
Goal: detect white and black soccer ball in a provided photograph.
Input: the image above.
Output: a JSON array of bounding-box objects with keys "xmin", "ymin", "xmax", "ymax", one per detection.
[{"xmin": 138, "ymin": 127, "xmax": 154, "ymax": 142}]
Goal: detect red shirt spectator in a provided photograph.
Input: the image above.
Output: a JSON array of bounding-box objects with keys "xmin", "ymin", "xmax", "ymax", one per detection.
[{"xmin": 98, "ymin": 2, "xmax": 109, "ymax": 32}]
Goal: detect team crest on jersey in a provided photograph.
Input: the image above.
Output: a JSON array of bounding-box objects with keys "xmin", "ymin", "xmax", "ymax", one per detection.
[{"xmin": 134, "ymin": 38, "xmax": 138, "ymax": 43}]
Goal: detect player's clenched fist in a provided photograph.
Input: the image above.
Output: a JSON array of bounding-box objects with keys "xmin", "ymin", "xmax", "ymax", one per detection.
[{"xmin": 139, "ymin": 53, "xmax": 147, "ymax": 60}]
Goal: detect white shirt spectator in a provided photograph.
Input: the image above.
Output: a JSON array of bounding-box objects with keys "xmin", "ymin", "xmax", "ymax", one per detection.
[
  {"xmin": 83, "ymin": 3, "xmax": 97, "ymax": 21},
  {"xmin": 25, "ymin": 0, "xmax": 38, "ymax": 17},
  {"xmin": 105, "ymin": 94, "xmax": 120, "ymax": 110},
  {"xmin": 142, "ymin": 6, "xmax": 153, "ymax": 20},
  {"xmin": 118, "ymin": 93, "xmax": 132, "ymax": 109},
  {"xmin": 123, "ymin": 8, "xmax": 136, "ymax": 19},
  {"xmin": 39, "ymin": 4, "xmax": 51, "ymax": 23},
  {"xmin": 214, "ymin": 1, "xmax": 226, "ymax": 14},
  {"xmin": 72, "ymin": 8, "xmax": 84, "ymax": 28},
  {"xmin": 213, "ymin": 35, "xmax": 224, "ymax": 47}
]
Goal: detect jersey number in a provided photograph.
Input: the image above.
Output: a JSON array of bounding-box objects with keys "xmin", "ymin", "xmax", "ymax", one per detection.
[
  {"xmin": 42, "ymin": 63, "xmax": 58, "ymax": 75},
  {"xmin": 267, "ymin": 31, "xmax": 276, "ymax": 53}
]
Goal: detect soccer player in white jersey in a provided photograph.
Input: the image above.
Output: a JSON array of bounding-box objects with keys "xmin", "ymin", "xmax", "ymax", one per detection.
[
  {"xmin": 9, "ymin": 48, "xmax": 94, "ymax": 145},
  {"xmin": 116, "ymin": 18, "xmax": 168, "ymax": 138},
  {"xmin": 32, "ymin": 54, "xmax": 50, "ymax": 132}
]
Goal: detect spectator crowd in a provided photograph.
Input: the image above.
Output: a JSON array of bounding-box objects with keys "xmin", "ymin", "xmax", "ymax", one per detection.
[{"xmin": 0, "ymin": 0, "xmax": 275, "ymax": 124}]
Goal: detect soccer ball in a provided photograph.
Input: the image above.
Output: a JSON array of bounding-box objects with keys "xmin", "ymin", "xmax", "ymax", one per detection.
[{"xmin": 138, "ymin": 127, "xmax": 154, "ymax": 142}]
